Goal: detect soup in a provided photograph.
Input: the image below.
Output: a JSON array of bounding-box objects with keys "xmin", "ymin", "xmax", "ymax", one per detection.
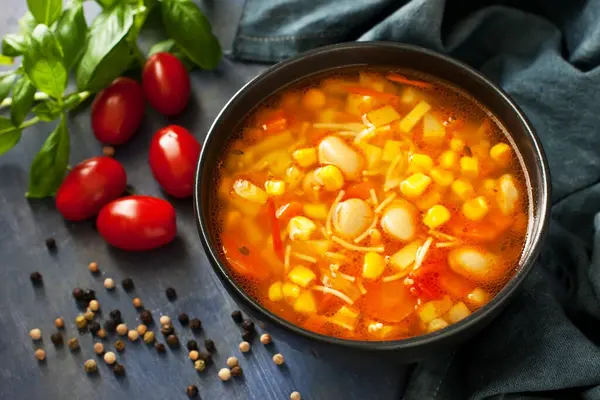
[{"xmin": 212, "ymin": 69, "xmax": 528, "ymax": 341}]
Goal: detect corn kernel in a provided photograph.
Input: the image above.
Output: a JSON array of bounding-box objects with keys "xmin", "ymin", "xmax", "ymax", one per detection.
[
  {"xmin": 429, "ymin": 167, "xmax": 454, "ymax": 187},
  {"xmin": 428, "ymin": 318, "xmax": 449, "ymax": 332},
  {"xmin": 447, "ymin": 302, "xmax": 471, "ymax": 323},
  {"xmin": 288, "ymin": 216, "xmax": 317, "ymax": 241},
  {"xmin": 314, "ymin": 165, "xmax": 345, "ymax": 191},
  {"xmin": 460, "ymin": 157, "xmax": 479, "ymax": 178},
  {"xmin": 302, "ymin": 204, "xmax": 328, "ymax": 220},
  {"xmin": 398, "ymin": 101, "xmax": 431, "ymax": 133},
  {"xmin": 382, "ymin": 140, "xmax": 403, "ymax": 162},
  {"xmin": 481, "ymin": 178, "xmax": 496, "ymax": 196},
  {"xmin": 450, "ymin": 138, "xmax": 465, "ymax": 152},
  {"xmin": 264, "ymin": 180, "xmax": 286, "ymax": 196},
  {"xmin": 292, "ymin": 148, "xmax": 318, "ymax": 168},
  {"xmin": 400, "ymin": 173, "xmax": 432, "ymax": 198},
  {"xmin": 293, "ymin": 291, "xmax": 317, "ymax": 313},
  {"xmin": 366, "ymin": 105, "xmax": 400, "ymax": 126},
  {"xmin": 465, "ymin": 288, "xmax": 490, "ymax": 309},
  {"xmin": 285, "ymin": 166, "xmax": 304, "ymax": 187},
  {"xmin": 462, "ymin": 196, "xmax": 489, "ymax": 221},
  {"xmin": 362, "ymin": 252, "xmax": 386, "ymax": 280},
  {"xmin": 282, "ymin": 282, "xmax": 301, "ymax": 302},
  {"xmin": 451, "ymin": 179, "xmax": 474, "ymax": 201},
  {"xmin": 390, "ymin": 240, "xmax": 422, "ymax": 271},
  {"xmin": 490, "ymin": 143, "xmax": 512, "ymax": 166},
  {"xmin": 288, "ymin": 266, "xmax": 316, "ymax": 288},
  {"xmin": 439, "ymin": 150, "xmax": 458, "ymax": 170},
  {"xmin": 423, "ymin": 205, "xmax": 451, "ymax": 229},
  {"xmin": 407, "ymin": 154, "xmax": 434, "ymax": 174},
  {"xmin": 233, "ymin": 179, "xmax": 268, "ymax": 204},
  {"xmin": 268, "ymin": 282, "xmax": 283, "ymax": 302}
]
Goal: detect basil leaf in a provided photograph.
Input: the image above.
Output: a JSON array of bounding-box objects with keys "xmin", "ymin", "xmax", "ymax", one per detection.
[
  {"xmin": 11, "ymin": 76, "xmax": 37, "ymax": 126},
  {"xmin": 0, "ymin": 117, "xmax": 22, "ymax": 156},
  {"xmin": 2, "ymin": 34, "xmax": 27, "ymax": 57},
  {"xmin": 27, "ymin": 0, "xmax": 63, "ymax": 26},
  {"xmin": 23, "ymin": 24, "xmax": 67, "ymax": 99},
  {"xmin": 0, "ymin": 55, "xmax": 13, "ymax": 65},
  {"xmin": 26, "ymin": 114, "xmax": 69, "ymax": 198},
  {"xmin": 75, "ymin": 3, "xmax": 135, "ymax": 90},
  {"xmin": 19, "ymin": 12, "xmax": 38, "ymax": 35},
  {"xmin": 148, "ymin": 39, "xmax": 175, "ymax": 56},
  {"xmin": 160, "ymin": 0, "xmax": 221, "ymax": 70},
  {"xmin": 0, "ymin": 73, "xmax": 16, "ymax": 104},
  {"xmin": 33, "ymin": 100, "xmax": 61, "ymax": 121},
  {"xmin": 54, "ymin": 4, "xmax": 87, "ymax": 70},
  {"xmin": 95, "ymin": 0, "xmax": 120, "ymax": 8}
]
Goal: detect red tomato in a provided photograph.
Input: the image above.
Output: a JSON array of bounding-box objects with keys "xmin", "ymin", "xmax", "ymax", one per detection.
[
  {"xmin": 91, "ymin": 77, "xmax": 145, "ymax": 145},
  {"xmin": 142, "ymin": 53, "xmax": 190, "ymax": 116},
  {"xmin": 148, "ymin": 125, "xmax": 201, "ymax": 198},
  {"xmin": 55, "ymin": 156, "xmax": 127, "ymax": 221},
  {"xmin": 96, "ymin": 196, "xmax": 176, "ymax": 251}
]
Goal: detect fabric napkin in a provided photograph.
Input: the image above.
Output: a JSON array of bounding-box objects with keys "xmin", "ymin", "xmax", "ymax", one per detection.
[{"xmin": 231, "ymin": 0, "xmax": 600, "ymax": 398}]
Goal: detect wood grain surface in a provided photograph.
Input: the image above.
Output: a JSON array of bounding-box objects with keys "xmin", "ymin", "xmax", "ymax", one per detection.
[{"xmin": 0, "ymin": 1, "xmax": 408, "ymax": 399}]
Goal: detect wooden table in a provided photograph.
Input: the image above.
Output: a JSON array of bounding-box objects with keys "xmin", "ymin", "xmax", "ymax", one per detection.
[{"xmin": 0, "ymin": 1, "xmax": 408, "ymax": 398}]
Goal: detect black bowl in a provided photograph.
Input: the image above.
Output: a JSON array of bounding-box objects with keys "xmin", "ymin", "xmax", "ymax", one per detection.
[{"xmin": 194, "ymin": 42, "xmax": 551, "ymax": 362}]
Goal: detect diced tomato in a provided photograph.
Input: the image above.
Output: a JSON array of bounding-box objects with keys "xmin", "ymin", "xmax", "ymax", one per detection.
[
  {"xmin": 343, "ymin": 182, "xmax": 374, "ymax": 200},
  {"xmin": 258, "ymin": 109, "xmax": 288, "ymax": 134},
  {"xmin": 438, "ymin": 270, "xmax": 477, "ymax": 298},
  {"xmin": 276, "ymin": 202, "xmax": 303, "ymax": 226},
  {"xmin": 363, "ymin": 280, "xmax": 417, "ymax": 323},
  {"xmin": 221, "ymin": 235, "xmax": 271, "ymax": 281},
  {"xmin": 386, "ymin": 73, "xmax": 432, "ymax": 89}
]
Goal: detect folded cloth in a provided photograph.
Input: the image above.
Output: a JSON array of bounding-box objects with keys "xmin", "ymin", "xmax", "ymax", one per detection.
[{"xmin": 233, "ymin": 0, "xmax": 600, "ymax": 399}]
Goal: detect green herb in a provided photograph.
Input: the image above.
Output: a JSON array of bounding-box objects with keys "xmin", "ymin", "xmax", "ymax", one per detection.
[{"xmin": 0, "ymin": 0, "xmax": 222, "ymax": 197}]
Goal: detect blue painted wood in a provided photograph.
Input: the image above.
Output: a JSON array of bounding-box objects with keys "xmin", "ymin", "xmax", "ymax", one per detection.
[{"xmin": 0, "ymin": 1, "xmax": 408, "ymax": 399}]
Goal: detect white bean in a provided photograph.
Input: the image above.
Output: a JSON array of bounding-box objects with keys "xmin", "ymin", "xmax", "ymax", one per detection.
[
  {"xmin": 380, "ymin": 203, "xmax": 416, "ymax": 241},
  {"xmin": 496, "ymin": 174, "xmax": 519, "ymax": 216},
  {"xmin": 448, "ymin": 246, "xmax": 502, "ymax": 282},
  {"xmin": 333, "ymin": 199, "xmax": 373, "ymax": 239},
  {"xmin": 318, "ymin": 136, "xmax": 364, "ymax": 180}
]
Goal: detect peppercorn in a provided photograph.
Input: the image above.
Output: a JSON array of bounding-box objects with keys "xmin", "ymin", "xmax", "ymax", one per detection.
[
  {"xmin": 89, "ymin": 321, "xmax": 101, "ymax": 335},
  {"xmin": 88, "ymin": 300, "xmax": 100, "ymax": 312},
  {"xmin": 29, "ymin": 328, "xmax": 42, "ymax": 341},
  {"xmin": 197, "ymin": 351, "xmax": 212, "ymax": 364},
  {"xmin": 75, "ymin": 315, "xmax": 87, "ymax": 329},
  {"xmin": 103, "ymin": 352, "xmax": 116, "ymax": 365},
  {"xmin": 140, "ymin": 310, "xmax": 153, "ymax": 325},
  {"xmin": 260, "ymin": 333, "xmax": 272, "ymax": 345},
  {"xmin": 166, "ymin": 334, "xmax": 179, "ymax": 347},
  {"xmin": 72, "ymin": 288, "xmax": 84, "ymax": 301},
  {"xmin": 104, "ymin": 319, "xmax": 117, "ymax": 333},
  {"xmin": 104, "ymin": 278, "xmax": 115, "ymax": 290},
  {"xmin": 231, "ymin": 310, "xmax": 243, "ymax": 323},
  {"xmin": 113, "ymin": 363, "xmax": 125, "ymax": 377},
  {"xmin": 239, "ymin": 341, "xmax": 250, "ymax": 353},
  {"xmin": 161, "ymin": 324, "xmax": 174, "ymax": 336},
  {"xmin": 231, "ymin": 365, "xmax": 243, "ymax": 377},
  {"xmin": 290, "ymin": 391, "xmax": 302, "ymax": 400},
  {"xmin": 155, "ymin": 342, "xmax": 166, "ymax": 353},
  {"xmin": 30, "ymin": 272, "xmax": 43, "ymax": 286},
  {"xmin": 202, "ymin": 340, "xmax": 215, "ymax": 353},
  {"xmin": 116, "ymin": 324, "xmax": 128, "ymax": 336},
  {"xmin": 132, "ymin": 297, "xmax": 143, "ymax": 309},
  {"xmin": 35, "ymin": 349, "xmax": 46, "ymax": 361},
  {"xmin": 189, "ymin": 318, "xmax": 202, "ymax": 331},
  {"xmin": 97, "ymin": 329, "xmax": 107, "ymax": 339},
  {"xmin": 45, "ymin": 237, "xmax": 57, "ymax": 252},
  {"xmin": 50, "ymin": 332, "xmax": 63, "ymax": 346},
  {"xmin": 159, "ymin": 315, "xmax": 171, "ymax": 326},
  {"xmin": 114, "ymin": 340, "xmax": 125, "ymax": 352},
  {"xmin": 84, "ymin": 359, "xmax": 97, "ymax": 373},
  {"xmin": 127, "ymin": 330, "xmax": 139, "ymax": 342},
  {"xmin": 226, "ymin": 357, "xmax": 238, "ymax": 368},
  {"xmin": 178, "ymin": 313, "xmax": 189, "ymax": 325},
  {"xmin": 187, "ymin": 340, "xmax": 198, "ymax": 351},
  {"xmin": 189, "ymin": 350, "xmax": 199, "ymax": 361},
  {"xmin": 82, "ymin": 289, "xmax": 96, "ymax": 302},
  {"xmin": 93, "ymin": 342, "xmax": 104, "ymax": 355},
  {"xmin": 68, "ymin": 337, "xmax": 80, "ymax": 351},
  {"xmin": 109, "ymin": 310, "xmax": 123, "ymax": 324},
  {"xmin": 88, "ymin": 262, "xmax": 99, "ymax": 274},
  {"xmin": 84, "ymin": 311, "xmax": 95, "ymax": 321},
  {"xmin": 272, "ymin": 353, "xmax": 285, "ymax": 365},
  {"xmin": 143, "ymin": 331, "xmax": 155, "ymax": 344},
  {"xmin": 194, "ymin": 359, "xmax": 206, "ymax": 372},
  {"xmin": 165, "ymin": 287, "xmax": 177, "ymax": 300},
  {"xmin": 54, "ymin": 317, "xmax": 65, "ymax": 329},
  {"xmin": 241, "ymin": 320, "xmax": 255, "ymax": 332},
  {"xmin": 122, "ymin": 278, "xmax": 134, "ymax": 292},
  {"xmin": 186, "ymin": 385, "xmax": 199, "ymax": 398},
  {"xmin": 218, "ymin": 368, "xmax": 231, "ymax": 382},
  {"xmin": 102, "ymin": 146, "xmax": 115, "ymax": 157},
  {"xmin": 241, "ymin": 330, "xmax": 254, "ymax": 342}
]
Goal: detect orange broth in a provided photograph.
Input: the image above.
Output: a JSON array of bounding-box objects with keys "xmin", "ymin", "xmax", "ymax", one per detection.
[{"xmin": 212, "ymin": 69, "xmax": 528, "ymax": 341}]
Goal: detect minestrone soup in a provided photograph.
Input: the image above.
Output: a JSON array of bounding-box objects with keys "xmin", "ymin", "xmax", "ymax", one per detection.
[{"xmin": 212, "ymin": 69, "xmax": 528, "ymax": 341}]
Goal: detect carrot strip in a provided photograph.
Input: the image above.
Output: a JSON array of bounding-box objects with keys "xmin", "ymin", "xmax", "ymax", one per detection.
[
  {"xmin": 267, "ymin": 198, "xmax": 284, "ymax": 260},
  {"xmin": 386, "ymin": 74, "xmax": 432, "ymax": 89},
  {"xmin": 344, "ymin": 86, "xmax": 399, "ymax": 101}
]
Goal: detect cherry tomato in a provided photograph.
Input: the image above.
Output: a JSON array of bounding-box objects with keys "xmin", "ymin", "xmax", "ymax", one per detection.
[
  {"xmin": 91, "ymin": 77, "xmax": 145, "ymax": 145},
  {"xmin": 55, "ymin": 156, "xmax": 127, "ymax": 221},
  {"xmin": 142, "ymin": 53, "xmax": 190, "ymax": 116},
  {"xmin": 96, "ymin": 196, "xmax": 176, "ymax": 251},
  {"xmin": 148, "ymin": 125, "xmax": 201, "ymax": 198}
]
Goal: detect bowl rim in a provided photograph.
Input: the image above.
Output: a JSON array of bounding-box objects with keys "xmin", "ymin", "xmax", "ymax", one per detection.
[{"xmin": 194, "ymin": 41, "xmax": 551, "ymax": 351}]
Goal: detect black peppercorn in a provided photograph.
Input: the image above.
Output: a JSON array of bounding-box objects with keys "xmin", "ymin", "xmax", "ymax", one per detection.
[
  {"xmin": 241, "ymin": 320, "xmax": 255, "ymax": 332},
  {"xmin": 241, "ymin": 330, "xmax": 255, "ymax": 342},
  {"xmin": 140, "ymin": 310, "xmax": 153, "ymax": 325},
  {"xmin": 231, "ymin": 365, "xmax": 243, "ymax": 377},
  {"xmin": 186, "ymin": 340, "xmax": 198, "ymax": 352},
  {"xmin": 161, "ymin": 324, "xmax": 175, "ymax": 336},
  {"xmin": 178, "ymin": 313, "xmax": 189, "ymax": 325},
  {"xmin": 30, "ymin": 272, "xmax": 43, "ymax": 285},
  {"xmin": 204, "ymin": 339, "xmax": 216, "ymax": 352},
  {"xmin": 166, "ymin": 334, "xmax": 179, "ymax": 347},
  {"xmin": 121, "ymin": 278, "xmax": 134, "ymax": 292},
  {"xmin": 189, "ymin": 318, "xmax": 202, "ymax": 331},
  {"xmin": 109, "ymin": 310, "xmax": 123, "ymax": 324},
  {"xmin": 72, "ymin": 288, "xmax": 84, "ymax": 301},
  {"xmin": 88, "ymin": 321, "xmax": 101, "ymax": 335},
  {"xmin": 45, "ymin": 237, "xmax": 57, "ymax": 251},
  {"xmin": 155, "ymin": 342, "xmax": 166, "ymax": 353},
  {"xmin": 104, "ymin": 319, "xmax": 117, "ymax": 333},
  {"xmin": 113, "ymin": 363, "xmax": 126, "ymax": 377},
  {"xmin": 165, "ymin": 287, "xmax": 177, "ymax": 300},
  {"xmin": 186, "ymin": 385, "xmax": 199, "ymax": 398},
  {"xmin": 82, "ymin": 289, "xmax": 96, "ymax": 302},
  {"xmin": 197, "ymin": 351, "xmax": 212, "ymax": 364},
  {"xmin": 114, "ymin": 340, "xmax": 125, "ymax": 352},
  {"xmin": 50, "ymin": 332, "xmax": 63, "ymax": 346},
  {"xmin": 231, "ymin": 310, "xmax": 243, "ymax": 323}
]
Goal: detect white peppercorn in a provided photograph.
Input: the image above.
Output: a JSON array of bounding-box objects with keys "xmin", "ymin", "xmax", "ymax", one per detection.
[
  {"xmin": 226, "ymin": 357, "xmax": 238, "ymax": 368},
  {"xmin": 116, "ymin": 324, "xmax": 128, "ymax": 336},
  {"xmin": 93, "ymin": 342, "xmax": 104, "ymax": 355},
  {"xmin": 29, "ymin": 328, "xmax": 42, "ymax": 341},
  {"xmin": 104, "ymin": 352, "xmax": 116, "ymax": 365},
  {"xmin": 273, "ymin": 353, "xmax": 285, "ymax": 365},
  {"xmin": 127, "ymin": 330, "xmax": 139, "ymax": 342},
  {"xmin": 218, "ymin": 368, "xmax": 231, "ymax": 381},
  {"xmin": 104, "ymin": 278, "xmax": 115, "ymax": 290},
  {"xmin": 290, "ymin": 391, "xmax": 301, "ymax": 400},
  {"xmin": 239, "ymin": 341, "xmax": 251, "ymax": 353},
  {"xmin": 89, "ymin": 300, "xmax": 100, "ymax": 312},
  {"xmin": 159, "ymin": 315, "xmax": 171, "ymax": 325}
]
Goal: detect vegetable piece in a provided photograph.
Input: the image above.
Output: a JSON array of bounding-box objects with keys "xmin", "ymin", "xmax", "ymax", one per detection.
[
  {"xmin": 429, "ymin": 167, "xmax": 454, "ymax": 187},
  {"xmin": 303, "ymin": 240, "xmax": 330, "ymax": 256},
  {"xmin": 450, "ymin": 179, "xmax": 474, "ymax": 201},
  {"xmin": 363, "ymin": 280, "xmax": 416, "ymax": 323},
  {"xmin": 460, "ymin": 157, "xmax": 479, "ymax": 178},
  {"xmin": 382, "ymin": 140, "xmax": 403, "ymax": 162},
  {"xmin": 329, "ymin": 306, "xmax": 360, "ymax": 331},
  {"xmin": 96, "ymin": 196, "xmax": 177, "ymax": 251},
  {"xmin": 318, "ymin": 136, "xmax": 364, "ymax": 180},
  {"xmin": 250, "ymin": 131, "xmax": 294, "ymax": 158},
  {"xmin": 448, "ymin": 246, "xmax": 504, "ymax": 283},
  {"xmin": 366, "ymin": 105, "xmax": 400, "ymax": 126},
  {"xmin": 288, "ymin": 216, "xmax": 317, "ymax": 241},
  {"xmin": 490, "ymin": 143, "xmax": 512, "ymax": 166},
  {"xmin": 380, "ymin": 202, "xmax": 416, "ymax": 241},
  {"xmin": 446, "ymin": 301, "xmax": 471, "ymax": 323},
  {"xmin": 267, "ymin": 198, "xmax": 284, "ymax": 260},
  {"xmin": 439, "ymin": 150, "xmax": 458, "ymax": 170},
  {"xmin": 398, "ymin": 101, "xmax": 431, "ymax": 133},
  {"xmin": 301, "ymin": 89, "xmax": 326, "ymax": 110},
  {"xmin": 386, "ymin": 74, "xmax": 432, "ymax": 89},
  {"xmin": 143, "ymin": 52, "xmax": 190, "ymax": 116},
  {"xmin": 221, "ymin": 234, "xmax": 271, "ymax": 281},
  {"xmin": 400, "ymin": 173, "xmax": 432, "ymax": 198},
  {"xmin": 91, "ymin": 77, "xmax": 145, "ymax": 145},
  {"xmin": 282, "ymin": 282, "xmax": 301, "ymax": 302},
  {"xmin": 268, "ymin": 282, "xmax": 283, "ymax": 302},
  {"xmin": 333, "ymin": 198, "xmax": 374, "ymax": 239},
  {"xmin": 423, "ymin": 205, "xmax": 451, "ymax": 229},
  {"xmin": 233, "ymin": 179, "xmax": 268, "ymax": 204},
  {"xmin": 359, "ymin": 143, "xmax": 383, "ymax": 170},
  {"xmin": 462, "ymin": 196, "xmax": 490, "ymax": 221},
  {"xmin": 302, "ymin": 204, "xmax": 328, "ymax": 220},
  {"xmin": 294, "ymin": 291, "xmax": 317, "ymax": 313},
  {"xmin": 390, "ymin": 240, "xmax": 422, "ymax": 271},
  {"xmin": 422, "ymin": 113, "xmax": 446, "ymax": 143},
  {"xmin": 276, "ymin": 201, "xmax": 303, "ymax": 225},
  {"xmin": 496, "ymin": 174, "xmax": 520, "ymax": 215},
  {"xmin": 265, "ymin": 180, "xmax": 286, "ymax": 196},
  {"xmin": 465, "ymin": 287, "xmax": 491, "ymax": 309},
  {"xmin": 407, "ymin": 154, "xmax": 434, "ymax": 174},
  {"xmin": 292, "ymin": 148, "xmax": 317, "ymax": 168},
  {"xmin": 362, "ymin": 252, "xmax": 386, "ymax": 279},
  {"xmin": 428, "ymin": 318, "xmax": 449, "ymax": 332},
  {"xmin": 258, "ymin": 109, "xmax": 288, "ymax": 134},
  {"xmin": 149, "ymin": 125, "xmax": 201, "ymax": 198},
  {"xmin": 438, "ymin": 271, "xmax": 476, "ymax": 298},
  {"xmin": 314, "ymin": 165, "xmax": 345, "ymax": 191},
  {"xmin": 418, "ymin": 296, "xmax": 453, "ymax": 324},
  {"xmin": 288, "ymin": 266, "xmax": 316, "ymax": 288},
  {"xmin": 56, "ymin": 156, "xmax": 127, "ymax": 221},
  {"xmin": 344, "ymin": 182, "xmax": 374, "ymax": 200}
]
